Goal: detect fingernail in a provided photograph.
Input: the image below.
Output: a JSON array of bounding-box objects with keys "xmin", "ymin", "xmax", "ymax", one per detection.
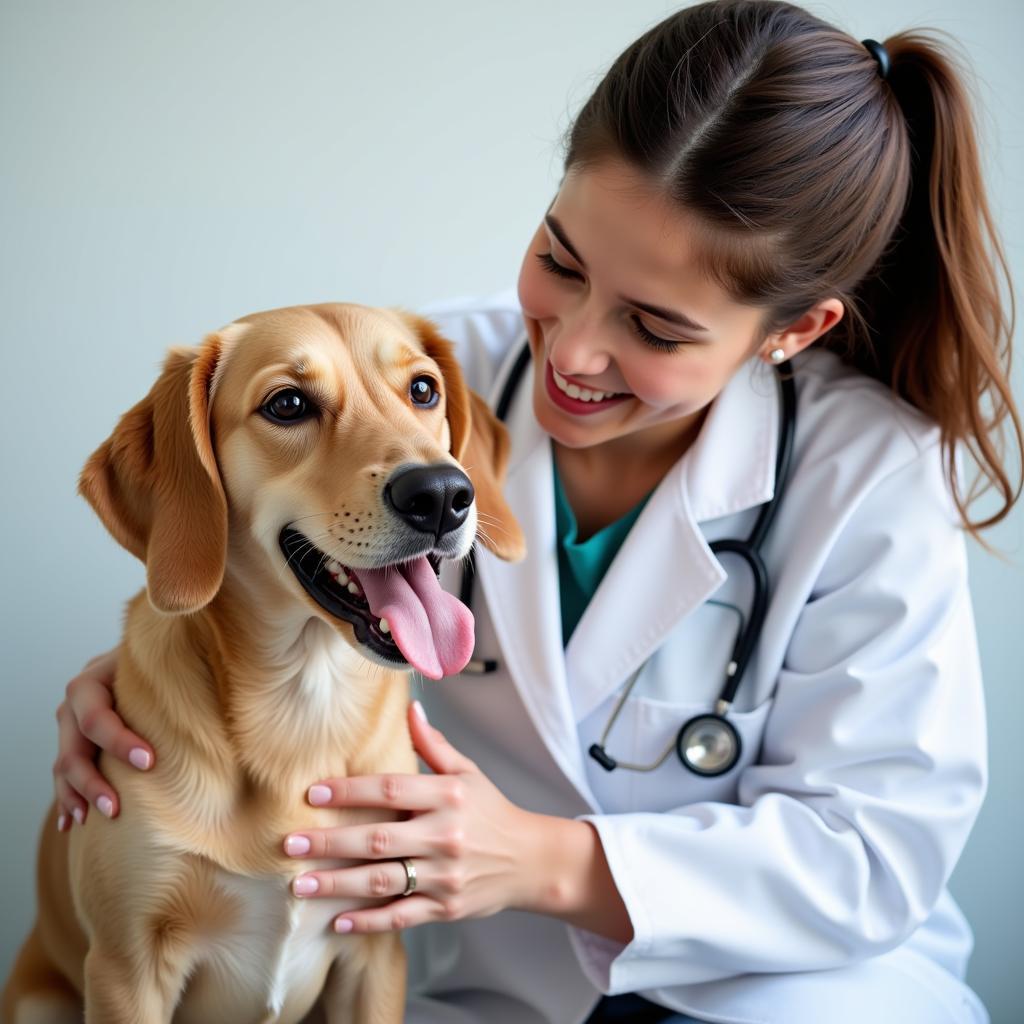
[
  {"xmin": 97, "ymin": 796, "xmax": 114, "ymax": 818},
  {"xmin": 72, "ymin": 807, "xmax": 85, "ymax": 826},
  {"xmin": 129, "ymin": 748, "xmax": 152, "ymax": 771},
  {"xmin": 412, "ymin": 700, "xmax": 428, "ymax": 723},
  {"xmin": 57, "ymin": 813, "xmax": 68, "ymax": 832},
  {"xmin": 334, "ymin": 917, "xmax": 354, "ymax": 934},
  {"xmin": 284, "ymin": 835, "xmax": 311, "ymax": 856},
  {"xmin": 308, "ymin": 785, "xmax": 332, "ymax": 806},
  {"xmin": 293, "ymin": 875, "xmax": 319, "ymax": 896}
]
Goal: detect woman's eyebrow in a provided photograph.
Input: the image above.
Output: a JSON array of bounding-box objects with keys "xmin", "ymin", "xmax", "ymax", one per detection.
[{"xmin": 544, "ymin": 214, "xmax": 710, "ymax": 333}]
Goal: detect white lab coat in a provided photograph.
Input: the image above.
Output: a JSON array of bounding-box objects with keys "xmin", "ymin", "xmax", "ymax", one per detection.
[{"xmin": 402, "ymin": 290, "xmax": 989, "ymax": 1024}]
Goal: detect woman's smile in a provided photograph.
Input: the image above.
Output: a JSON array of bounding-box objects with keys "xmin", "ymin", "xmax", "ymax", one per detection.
[{"xmin": 544, "ymin": 357, "xmax": 631, "ymax": 416}]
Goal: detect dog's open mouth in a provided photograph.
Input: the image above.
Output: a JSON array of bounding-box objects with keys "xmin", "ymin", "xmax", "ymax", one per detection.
[{"xmin": 279, "ymin": 527, "xmax": 474, "ymax": 680}]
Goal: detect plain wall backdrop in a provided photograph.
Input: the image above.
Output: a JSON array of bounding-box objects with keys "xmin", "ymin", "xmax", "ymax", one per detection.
[{"xmin": 1, "ymin": 1, "xmax": 1020, "ymax": 1020}]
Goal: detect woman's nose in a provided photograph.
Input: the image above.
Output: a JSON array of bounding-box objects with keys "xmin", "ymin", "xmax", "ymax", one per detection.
[{"xmin": 548, "ymin": 312, "xmax": 613, "ymax": 378}]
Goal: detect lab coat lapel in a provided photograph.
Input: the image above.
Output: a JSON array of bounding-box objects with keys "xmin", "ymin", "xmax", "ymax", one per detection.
[
  {"xmin": 566, "ymin": 356, "xmax": 780, "ymax": 723},
  {"xmin": 474, "ymin": 348, "xmax": 779, "ymax": 797},
  {"xmin": 475, "ymin": 341, "xmax": 600, "ymax": 808}
]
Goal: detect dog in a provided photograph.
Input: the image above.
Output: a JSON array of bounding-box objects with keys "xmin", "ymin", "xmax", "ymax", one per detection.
[{"xmin": 2, "ymin": 303, "xmax": 525, "ymax": 1024}]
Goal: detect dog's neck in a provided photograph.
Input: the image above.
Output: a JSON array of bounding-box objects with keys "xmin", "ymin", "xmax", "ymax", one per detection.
[{"xmin": 123, "ymin": 550, "xmax": 411, "ymax": 805}]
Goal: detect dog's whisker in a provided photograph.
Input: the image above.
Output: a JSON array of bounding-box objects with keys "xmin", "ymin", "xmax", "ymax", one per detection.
[
  {"xmin": 473, "ymin": 528, "xmax": 497, "ymax": 551},
  {"xmin": 473, "ymin": 511, "xmax": 512, "ymax": 534},
  {"xmin": 475, "ymin": 519, "xmax": 514, "ymax": 542}
]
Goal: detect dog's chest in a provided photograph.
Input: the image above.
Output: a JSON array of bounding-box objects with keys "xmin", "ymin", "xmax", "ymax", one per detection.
[{"xmin": 173, "ymin": 868, "xmax": 357, "ymax": 1024}]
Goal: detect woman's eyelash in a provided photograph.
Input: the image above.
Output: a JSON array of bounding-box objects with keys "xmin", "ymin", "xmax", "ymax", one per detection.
[
  {"xmin": 535, "ymin": 251, "xmax": 581, "ymax": 281},
  {"xmin": 534, "ymin": 251, "xmax": 683, "ymax": 352},
  {"xmin": 628, "ymin": 315, "xmax": 680, "ymax": 352}
]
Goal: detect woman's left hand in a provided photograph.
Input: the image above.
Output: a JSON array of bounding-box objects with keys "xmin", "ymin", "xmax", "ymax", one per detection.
[{"xmin": 283, "ymin": 701, "xmax": 547, "ymax": 934}]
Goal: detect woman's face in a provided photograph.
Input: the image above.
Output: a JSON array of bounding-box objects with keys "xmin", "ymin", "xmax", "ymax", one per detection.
[{"xmin": 516, "ymin": 159, "xmax": 838, "ymax": 455}]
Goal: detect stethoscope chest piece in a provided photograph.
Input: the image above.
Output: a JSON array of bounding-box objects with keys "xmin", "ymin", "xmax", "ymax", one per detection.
[{"xmin": 676, "ymin": 713, "xmax": 742, "ymax": 777}]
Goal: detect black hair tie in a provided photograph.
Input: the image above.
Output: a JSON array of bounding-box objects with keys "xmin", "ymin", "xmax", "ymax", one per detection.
[{"xmin": 861, "ymin": 38, "xmax": 891, "ymax": 81}]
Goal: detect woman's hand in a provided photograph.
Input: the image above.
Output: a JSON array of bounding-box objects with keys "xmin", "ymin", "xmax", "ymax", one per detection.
[
  {"xmin": 283, "ymin": 701, "xmax": 567, "ymax": 935},
  {"xmin": 283, "ymin": 701, "xmax": 537, "ymax": 932},
  {"xmin": 53, "ymin": 646, "xmax": 155, "ymax": 830},
  {"xmin": 283, "ymin": 702, "xmax": 634, "ymax": 942}
]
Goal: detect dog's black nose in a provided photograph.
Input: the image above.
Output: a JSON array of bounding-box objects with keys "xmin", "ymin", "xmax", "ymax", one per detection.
[{"xmin": 385, "ymin": 464, "xmax": 475, "ymax": 539}]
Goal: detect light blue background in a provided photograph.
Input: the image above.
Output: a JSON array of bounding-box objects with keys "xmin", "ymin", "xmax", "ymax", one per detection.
[{"xmin": 1, "ymin": 2, "xmax": 1020, "ymax": 1021}]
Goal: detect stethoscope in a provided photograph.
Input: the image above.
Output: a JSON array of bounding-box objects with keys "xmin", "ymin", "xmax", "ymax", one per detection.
[{"xmin": 458, "ymin": 338, "xmax": 796, "ymax": 778}]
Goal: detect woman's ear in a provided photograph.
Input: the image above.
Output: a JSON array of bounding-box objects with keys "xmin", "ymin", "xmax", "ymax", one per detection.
[
  {"xmin": 78, "ymin": 333, "xmax": 229, "ymax": 614},
  {"xmin": 398, "ymin": 311, "xmax": 526, "ymax": 563}
]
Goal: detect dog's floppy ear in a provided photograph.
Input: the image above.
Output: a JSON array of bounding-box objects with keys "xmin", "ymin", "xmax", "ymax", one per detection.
[
  {"xmin": 78, "ymin": 333, "xmax": 228, "ymax": 614},
  {"xmin": 400, "ymin": 312, "xmax": 526, "ymax": 563}
]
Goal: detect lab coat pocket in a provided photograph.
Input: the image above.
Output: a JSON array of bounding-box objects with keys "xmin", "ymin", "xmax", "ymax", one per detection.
[{"xmin": 583, "ymin": 694, "xmax": 775, "ymax": 813}]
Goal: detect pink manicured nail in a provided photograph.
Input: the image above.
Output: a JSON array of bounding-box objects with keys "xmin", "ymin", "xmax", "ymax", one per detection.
[
  {"xmin": 129, "ymin": 748, "xmax": 152, "ymax": 770},
  {"xmin": 97, "ymin": 796, "xmax": 114, "ymax": 818},
  {"xmin": 334, "ymin": 918, "xmax": 354, "ymax": 933},
  {"xmin": 293, "ymin": 875, "xmax": 319, "ymax": 896},
  {"xmin": 57, "ymin": 813, "xmax": 68, "ymax": 832},
  {"xmin": 285, "ymin": 835, "xmax": 311, "ymax": 856},
  {"xmin": 412, "ymin": 700, "xmax": 428, "ymax": 723},
  {"xmin": 308, "ymin": 785, "xmax": 332, "ymax": 806},
  {"xmin": 72, "ymin": 807, "xmax": 85, "ymax": 826}
]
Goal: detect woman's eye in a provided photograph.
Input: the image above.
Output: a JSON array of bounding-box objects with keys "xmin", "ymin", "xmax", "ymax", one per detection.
[
  {"xmin": 536, "ymin": 251, "xmax": 582, "ymax": 280},
  {"xmin": 629, "ymin": 315, "xmax": 682, "ymax": 353},
  {"xmin": 410, "ymin": 375, "xmax": 440, "ymax": 408},
  {"xmin": 261, "ymin": 388, "xmax": 313, "ymax": 424},
  {"xmin": 537, "ymin": 250, "xmax": 686, "ymax": 353}
]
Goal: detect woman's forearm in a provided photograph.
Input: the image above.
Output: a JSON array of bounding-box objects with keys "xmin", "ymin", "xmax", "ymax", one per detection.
[{"xmin": 520, "ymin": 812, "xmax": 634, "ymax": 944}]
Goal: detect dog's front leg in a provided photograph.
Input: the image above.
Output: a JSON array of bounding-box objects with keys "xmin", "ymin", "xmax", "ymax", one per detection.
[
  {"xmin": 83, "ymin": 946, "xmax": 181, "ymax": 1023},
  {"xmin": 322, "ymin": 934, "xmax": 406, "ymax": 1024}
]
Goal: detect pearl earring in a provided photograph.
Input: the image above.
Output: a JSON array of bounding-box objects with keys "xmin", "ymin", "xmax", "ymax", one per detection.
[{"xmin": 769, "ymin": 348, "xmax": 786, "ymax": 364}]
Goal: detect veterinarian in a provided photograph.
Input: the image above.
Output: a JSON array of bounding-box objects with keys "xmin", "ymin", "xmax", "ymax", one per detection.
[{"xmin": 51, "ymin": 2, "xmax": 1019, "ymax": 1022}]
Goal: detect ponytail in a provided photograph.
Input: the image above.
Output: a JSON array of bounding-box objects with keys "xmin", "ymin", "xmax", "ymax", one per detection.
[
  {"xmin": 563, "ymin": 1, "xmax": 1021, "ymax": 544},
  {"xmin": 835, "ymin": 31, "xmax": 1022, "ymax": 544}
]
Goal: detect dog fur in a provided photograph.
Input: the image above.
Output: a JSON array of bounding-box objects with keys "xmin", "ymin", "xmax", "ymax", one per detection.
[{"xmin": 2, "ymin": 303, "xmax": 524, "ymax": 1024}]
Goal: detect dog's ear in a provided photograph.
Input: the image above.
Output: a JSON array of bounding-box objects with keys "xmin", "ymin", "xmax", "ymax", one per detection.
[
  {"xmin": 399, "ymin": 312, "xmax": 526, "ymax": 563},
  {"xmin": 78, "ymin": 333, "xmax": 228, "ymax": 614}
]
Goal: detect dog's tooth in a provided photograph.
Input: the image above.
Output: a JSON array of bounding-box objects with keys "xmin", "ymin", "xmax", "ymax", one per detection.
[
  {"xmin": 347, "ymin": 581, "xmax": 360, "ymax": 595},
  {"xmin": 379, "ymin": 618, "xmax": 390, "ymax": 634}
]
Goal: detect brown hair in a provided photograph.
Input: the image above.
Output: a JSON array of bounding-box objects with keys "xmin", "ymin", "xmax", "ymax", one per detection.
[{"xmin": 563, "ymin": 0, "xmax": 1021, "ymax": 544}]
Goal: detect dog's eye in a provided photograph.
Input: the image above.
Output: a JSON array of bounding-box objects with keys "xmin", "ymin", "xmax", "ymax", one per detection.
[
  {"xmin": 261, "ymin": 388, "xmax": 313, "ymax": 424},
  {"xmin": 410, "ymin": 375, "xmax": 439, "ymax": 409}
]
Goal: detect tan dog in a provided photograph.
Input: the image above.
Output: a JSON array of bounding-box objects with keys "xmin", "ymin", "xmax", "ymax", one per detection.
[{"xmin": 2, "ymin": 303, "xmax": 525, "ymax": 1024}]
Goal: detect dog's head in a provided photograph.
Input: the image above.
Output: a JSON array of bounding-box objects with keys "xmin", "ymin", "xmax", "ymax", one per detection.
[{"xmin": 79, "ymin": 303, "xmax": 525, "ymax": 679}]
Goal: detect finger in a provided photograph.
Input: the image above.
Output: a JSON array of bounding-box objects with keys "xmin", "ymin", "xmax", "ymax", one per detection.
[
  {"xmin": 82, "ymin": 646, "xmax": 119, "ymax": 675},
  {"xmin": 304, "ymin": 772, "xmax": 465, "ymax": 813},
  {"xmin": 53, "ymin": 775, "xmax": 88, "ymax": 828},
  {"xmin": 55, "ymin": 700, "xmax": 115, "ymax": 817},
  {"xmin": 292, "ymin": 859, "xmax": 412, "ymax": 901},
  {"xmin": 65, "ymin": 672, "xmax": 155, "ymax": 771},
  {"xmin": 58, "ymin": 750, "xmax": 119, "ymax": 819},
  {"xmin": 332, "ymin": 894, "xmax": 440, "ymax": 934},
  {"xmin": 408, "ymin": 701, "xmax": 478, "ymax": 776},
  {"xmin": 284, "ymin": 819, "xmax": 437, "ymax": 862}
]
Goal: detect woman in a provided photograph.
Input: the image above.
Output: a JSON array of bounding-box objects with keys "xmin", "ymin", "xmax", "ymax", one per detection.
[{"xmin": 52, "ymin": 2, "xmax": 1019, "ymax": 1021}]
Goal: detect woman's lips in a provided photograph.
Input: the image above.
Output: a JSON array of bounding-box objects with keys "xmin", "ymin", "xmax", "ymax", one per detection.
[{"xmin": 543, "ymin": 358, "xmax": 631, "ymax": 416}]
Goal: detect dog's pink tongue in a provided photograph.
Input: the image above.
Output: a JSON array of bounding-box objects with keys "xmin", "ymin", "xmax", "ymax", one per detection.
[{"xmin": 351, "ymin": 558, "xmax": 474, "ymax": 680}]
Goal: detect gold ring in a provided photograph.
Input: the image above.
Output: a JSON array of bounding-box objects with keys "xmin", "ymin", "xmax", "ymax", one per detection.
[{"xmin": 399, "ymin": 857, "xmax": 417, "ymax": 897}]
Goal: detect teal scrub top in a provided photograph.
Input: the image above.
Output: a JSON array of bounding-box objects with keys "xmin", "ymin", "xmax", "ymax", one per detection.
[{"xmin": 552, "ymin": 459, "xmax": 655, "ymax": 647}]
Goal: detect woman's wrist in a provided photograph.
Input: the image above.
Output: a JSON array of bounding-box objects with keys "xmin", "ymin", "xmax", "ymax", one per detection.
[{"xmin": 518, "ymin": 811, "xmax": 634, "ymax": 944}]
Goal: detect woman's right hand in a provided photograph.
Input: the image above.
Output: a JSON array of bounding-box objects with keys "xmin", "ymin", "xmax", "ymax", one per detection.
[{"xmin": 54, "ymin": 646, "xmax": 155, "ymax": 831}]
